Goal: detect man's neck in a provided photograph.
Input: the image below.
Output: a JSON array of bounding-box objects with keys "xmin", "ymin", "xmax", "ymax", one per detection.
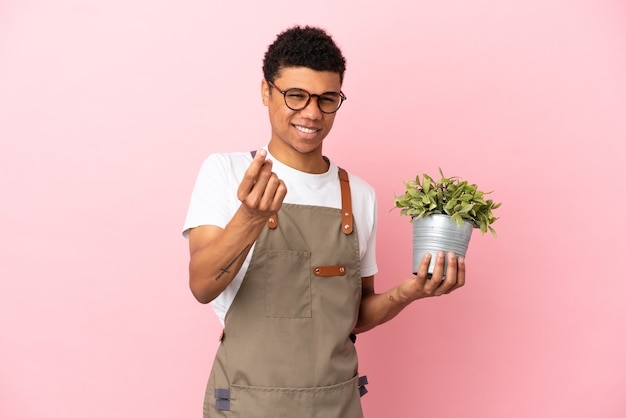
[{"xmin": 268, "ymin": 142, "xmax": 329, "ymax": 174}]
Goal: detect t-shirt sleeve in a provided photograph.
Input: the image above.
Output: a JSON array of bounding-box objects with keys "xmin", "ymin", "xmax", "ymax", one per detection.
[{"xmin": 182, "ymin": 154, "xmax": 240, "ymax": 238}]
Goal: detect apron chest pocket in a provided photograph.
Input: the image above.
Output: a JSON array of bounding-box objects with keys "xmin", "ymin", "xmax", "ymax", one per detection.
[{"xmin": 265, "ymin": 250, "xmax": 312, "ymax": 318}]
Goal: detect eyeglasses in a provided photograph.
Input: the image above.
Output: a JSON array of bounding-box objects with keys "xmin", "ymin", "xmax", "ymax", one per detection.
[{"xmin": 267, "ymin": 80, "xmax": 347, "ymax": 114}]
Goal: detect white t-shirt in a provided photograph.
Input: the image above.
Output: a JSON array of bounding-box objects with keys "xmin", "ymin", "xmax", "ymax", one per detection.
[{"xmin": 183, "ymin": 147, "xmax": 379, "ymax": 325}]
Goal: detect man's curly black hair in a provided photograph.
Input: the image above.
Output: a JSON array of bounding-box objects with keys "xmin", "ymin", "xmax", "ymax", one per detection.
[{"xmin": 262, "ymin": 26, "xmax": 347, "ymax": 85}]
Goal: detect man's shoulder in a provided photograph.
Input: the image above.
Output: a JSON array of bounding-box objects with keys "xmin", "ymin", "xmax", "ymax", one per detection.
[
  {"xmin": 203, "ymin": 150, "xmax": 254, "ymax": 164},
  {"xmin": 340, "ymin": 168, "xmax": 375, "ymax": 195},
  {"xmin": 199, "ymin": 150, "xmax": 254, "ymax": 173},
  {"xmin": 335, "ymin": 166, "xmax": 377, "ymax": 209}
]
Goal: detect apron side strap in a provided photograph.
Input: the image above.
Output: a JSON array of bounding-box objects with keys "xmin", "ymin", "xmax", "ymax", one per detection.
[
  {"xmin": 338, "ymin": 167, "xmax": 353, "ymax": 235},
  {"xmin": 358, "ymin": 375, "xmax": 369, "ymax": 397},
  {"xmin": 214, "ymin": 388, "xmax": 231, "ymax": 411}
]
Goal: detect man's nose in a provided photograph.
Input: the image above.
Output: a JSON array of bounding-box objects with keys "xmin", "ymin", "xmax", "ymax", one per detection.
[{"xmin": 300, "ymin": 96, "xmax": 323, "ymax": 119}]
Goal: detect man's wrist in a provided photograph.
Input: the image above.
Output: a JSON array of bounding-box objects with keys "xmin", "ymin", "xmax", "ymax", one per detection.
[{"xmin": 393, "ymin": 283, "xmax": 416, "ymax": 306}]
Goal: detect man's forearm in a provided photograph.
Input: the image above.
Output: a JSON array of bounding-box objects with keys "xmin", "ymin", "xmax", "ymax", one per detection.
[
  {"xmin": 354, "ymin": 284, "xmax": 413, "ymax": 334},
  {"xmin": 188, "ymin": 207, "xmax": 268, "ymax": 303}
]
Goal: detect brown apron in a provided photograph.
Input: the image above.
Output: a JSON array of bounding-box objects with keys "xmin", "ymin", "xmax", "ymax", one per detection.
[{"xmin": 203, "ymin": 169, "xmax": 368, "ymax": 418}]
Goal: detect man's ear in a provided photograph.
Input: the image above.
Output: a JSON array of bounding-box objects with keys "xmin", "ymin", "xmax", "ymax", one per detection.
[{"xmin": 261, "ymin": 79, "xmax": 270, "ymax": 106}]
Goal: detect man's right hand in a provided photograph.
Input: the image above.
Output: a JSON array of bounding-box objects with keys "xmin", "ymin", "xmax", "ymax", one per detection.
[{"xmin": 237, "ymin": 149, "xmax": 287, "ymax": 220}]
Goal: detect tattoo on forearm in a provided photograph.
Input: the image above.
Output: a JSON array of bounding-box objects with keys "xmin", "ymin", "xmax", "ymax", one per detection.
[{"xmin": 216, "ymin": 244, "xmax": 251, "ymax": 280}]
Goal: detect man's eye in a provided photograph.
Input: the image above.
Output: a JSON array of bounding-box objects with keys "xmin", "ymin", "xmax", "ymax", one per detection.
[
  {"xmin": 286, "ymin": 90, "xmax": 308, "ymax": 99},
  {"xmin": 320, "ymin": 95, "xmax": 339, "ymax": 103}
]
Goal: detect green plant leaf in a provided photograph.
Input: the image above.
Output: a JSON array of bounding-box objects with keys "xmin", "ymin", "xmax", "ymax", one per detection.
[
  {"xmin": 392, "ymin": 168, "xmax": 500, "ymax": 235},
  {"xmin": 422, "ymin": 175, "xmax": 432, "ymax": 193}
]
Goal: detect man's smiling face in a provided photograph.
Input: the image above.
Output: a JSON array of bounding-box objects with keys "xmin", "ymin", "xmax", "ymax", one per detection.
[{"xmin": 262, "ymin": 66, "xmax": 342, "ymax": 168}]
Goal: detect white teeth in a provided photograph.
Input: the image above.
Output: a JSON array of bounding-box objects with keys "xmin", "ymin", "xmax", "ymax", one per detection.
[{"xmin": 295, "ymin": 125, "xmax": 317, "ymax": 134}]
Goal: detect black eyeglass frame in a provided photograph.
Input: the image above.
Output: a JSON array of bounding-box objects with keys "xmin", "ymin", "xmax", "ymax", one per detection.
[{"xmin": 267, "ymin": 80, "xmax": 347, "ymax": 114}]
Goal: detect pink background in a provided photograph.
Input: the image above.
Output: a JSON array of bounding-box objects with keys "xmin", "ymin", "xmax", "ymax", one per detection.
[{"xmin": 1, "ymin": 1, "xmax": 625, "ymax": 417}]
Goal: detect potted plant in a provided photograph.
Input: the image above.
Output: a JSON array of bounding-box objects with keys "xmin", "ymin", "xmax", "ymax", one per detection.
[{"xmin": 393, "ymin": 168, "xmax": 501, "ymax": 276}]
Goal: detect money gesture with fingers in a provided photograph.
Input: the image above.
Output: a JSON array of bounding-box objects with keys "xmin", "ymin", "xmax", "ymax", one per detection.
[{"xmin": 237, "ymin": 149, "xmax": 287, "ymax": 222}]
